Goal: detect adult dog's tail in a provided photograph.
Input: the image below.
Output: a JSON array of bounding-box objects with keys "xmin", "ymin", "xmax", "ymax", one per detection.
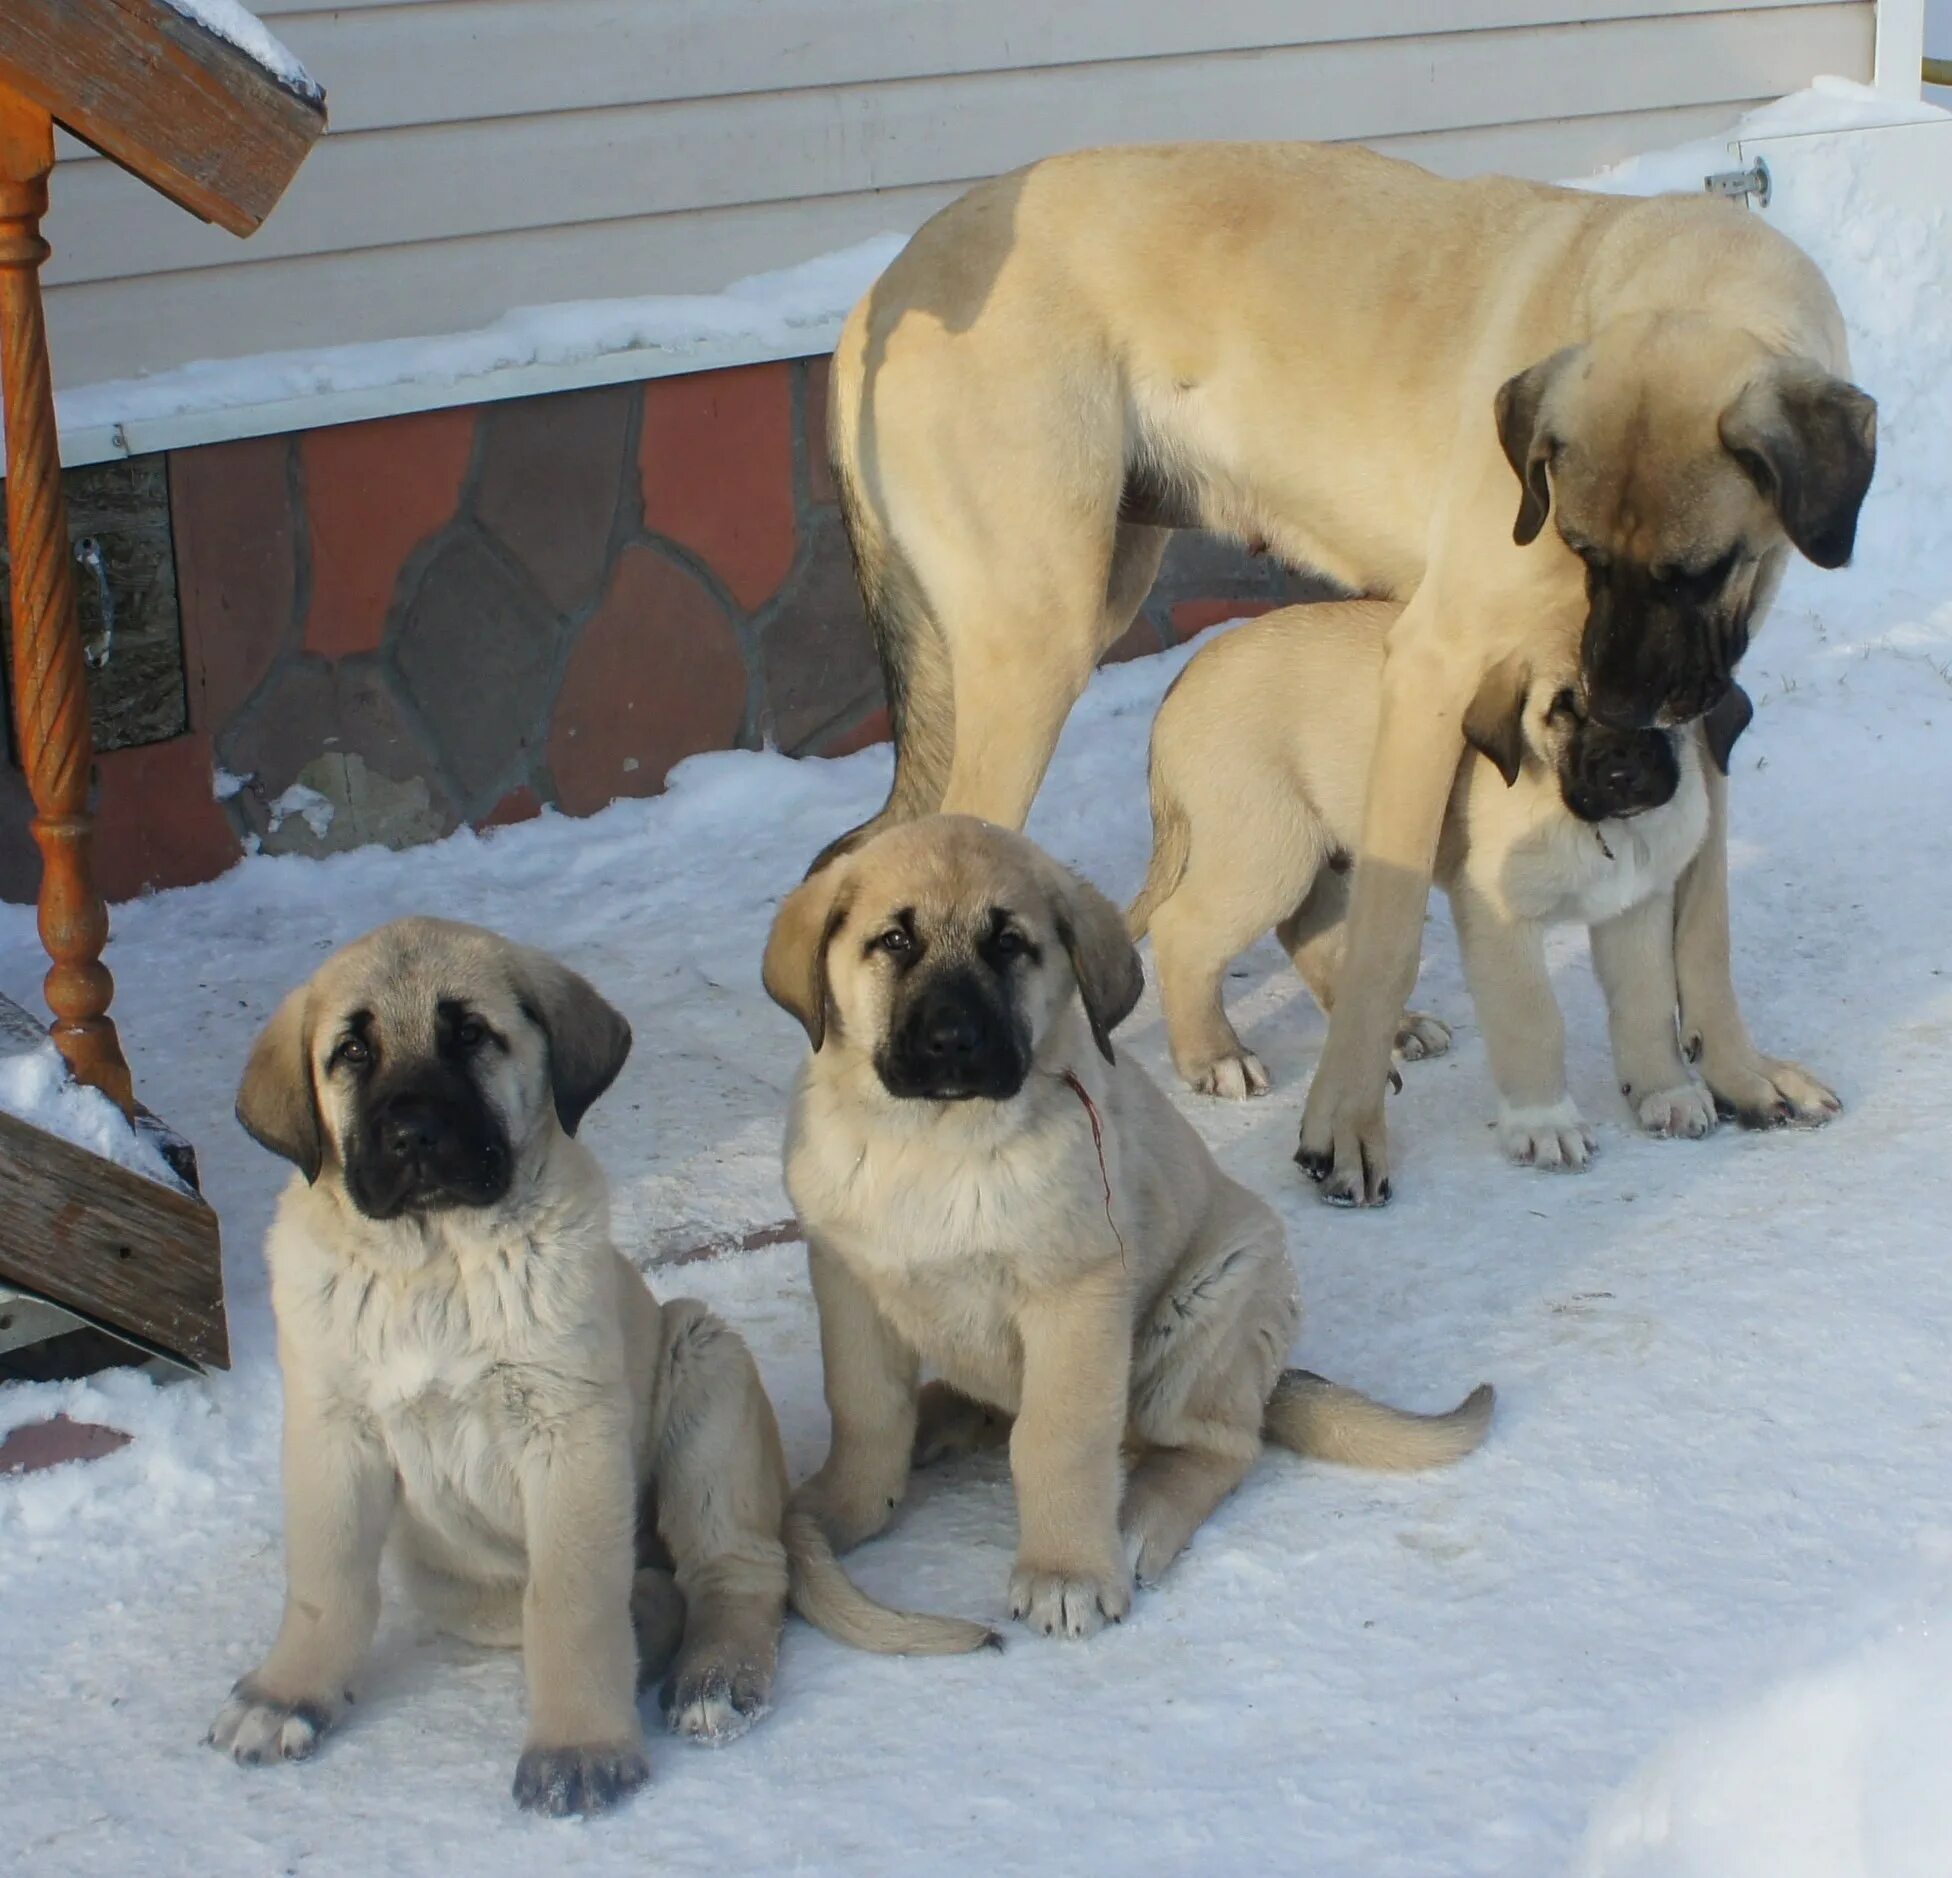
[
  {"xmin": 806, "ymin": 302, "xmax": 956, "ymax": 877},
  {"xmin": 784, "ymin": 1510, "xmax": 999, "ymax": 1655},
  {"xmin": 1262, "ymin": 1370, "xmax": 1494, "ymax": 1470},
  {"xmin": 1125, "ymin": 747, "xmax": 1191, "ymax": 940}
]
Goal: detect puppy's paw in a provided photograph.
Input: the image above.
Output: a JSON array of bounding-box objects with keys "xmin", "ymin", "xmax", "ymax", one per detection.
[
  {"xmin": 1007, "ymin": 1559, "xmax": 1133, "ymax": 1640},
  {"xmin": 1634, "ymin": 1081, "xmax": 1718, "ymax": 1140},
  {"xmin": 1498, "ymin": 1099, "xmax": 1596, "ymax": 1171},
  {"xmin": 912, "ymin": 1381, "xmax": 1009, "ymax": 1468},
  {"xmin": 661, "ymin": 1647, "xmax": 773, "ymax": 1746},
  {"xmin": 511, "ymin": 1742, "xmax": 650, "ymax": 1818},
  {"xmin": 1703, "ymin": 1054, "xmax": 1841, "ymax": 1130},
  {"xmin": 1394, "ymin": 1011, "xmax": 1452, "ymax": 1063},
  {"xmin": 1188, "ymin": 1052, "xmax": 1270, "ymax": 1100},
  {"xmin": 206, "ymin": 1677, "xmax": 342, "ymax": 1767}
]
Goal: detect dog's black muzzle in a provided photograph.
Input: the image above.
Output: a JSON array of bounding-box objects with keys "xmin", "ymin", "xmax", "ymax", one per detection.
[
  {"xmin": 1581, "ymin": 565, "xmax": 1749, "ymax": 731},
  {"xmin": 345, "ymin": 1069, "xmax": 512, "ymax": 1220},
  {"xmin": 876, "ymin": 969, "xmax": 1028, "ymax": 1103},
  {"xmin": 1559, "ymin": 720, "xmax": 1681, "ymax": 825}
]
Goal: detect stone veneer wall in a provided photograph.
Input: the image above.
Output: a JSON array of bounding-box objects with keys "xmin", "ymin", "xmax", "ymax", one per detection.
[{"xmin": 0, "ymin": 357, "xmax": 1331, "ymax": 904}]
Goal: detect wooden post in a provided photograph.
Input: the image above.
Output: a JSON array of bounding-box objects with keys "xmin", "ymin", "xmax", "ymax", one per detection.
[{"xmin": 0, "ymin": 85, "xmax": 132, "ymax": 1112}]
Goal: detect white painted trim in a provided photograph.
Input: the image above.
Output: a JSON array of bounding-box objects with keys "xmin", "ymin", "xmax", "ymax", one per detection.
[
  {"xmin": 45, "ymin": 323, "xmax": 840, "ymax": 469},
  {"xmin": 1875, "ymin": 0, "xmax": 1927, "ymax": 90}
]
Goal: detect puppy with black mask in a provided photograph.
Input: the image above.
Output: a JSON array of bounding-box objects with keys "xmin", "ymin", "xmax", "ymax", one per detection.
[
  {"xmin": 1128, "ymin": 598, "xmax": 1818, "ymax": 1175},
  {"xmin": 211, "ymin": 919, "xmax": 989, "ymax": 1821}
]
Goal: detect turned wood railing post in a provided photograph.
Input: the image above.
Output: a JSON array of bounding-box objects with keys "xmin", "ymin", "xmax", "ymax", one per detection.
[{"xmin": 0, "ymin": 86, "xmax": 132, "ymax": 1113}]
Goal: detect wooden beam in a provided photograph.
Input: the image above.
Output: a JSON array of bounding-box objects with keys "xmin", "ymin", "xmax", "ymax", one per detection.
[
  {"xmin": 0, "ymin": 0, "xmax": 325, "ymax": 238},
  {"xmin": 0, "ymin": 1107, "xmax": 226, "ymax": 1369}
]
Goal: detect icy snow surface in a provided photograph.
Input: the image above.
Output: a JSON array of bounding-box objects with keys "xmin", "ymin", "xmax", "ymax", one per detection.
[
  {"xmin": 159, "ymin": 0, "xmax": 320, "ymax": 102},
  {"xmin": 5, "ymin": 95, "xmax": 1952, "ymax": 1878},
  {"xmin": 0, "ymin": 1043, "xmax": 184, "ymax": 1190}
]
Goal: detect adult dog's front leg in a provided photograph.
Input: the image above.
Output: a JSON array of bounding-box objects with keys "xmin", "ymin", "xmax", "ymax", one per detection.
[
  {"xmin": 1299, "ymin": 615, "xmax": 1469, "ymax": 1204},
  {"xmin": 512, "ymin": 1408, "xmax": 648, "ymax": 1819},
  {"xmin": 1675, "ymin": 766, "xmax": 1840, "ymax": 1128},
  {"xmin": 1007, "ymin": 1269, "xmax": 1133, "ymax": 1639},
  {"xmin": 207, "ymin": 1383, "xmax": 394, "ymax": 1768},
  {"xmin": 791, "ymin": 1244, "xmax": 920, "ymax": 1551}
]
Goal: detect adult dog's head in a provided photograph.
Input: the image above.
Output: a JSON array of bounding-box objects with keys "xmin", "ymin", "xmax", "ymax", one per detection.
[
  {"xmin": 1496, "ymin": 312, "xmax": 1875, "ymax": 729},
  {"xmin": 763, "ymin": 816, "xmax": 1142, "ymax": 1104},
  {"xmin": 1463, "ymin": 652, "xmax": 1751, "ymax": 823},
  {"xmin": 237, "ymin": 917, "xmax": 631, "ymax": 1220}
]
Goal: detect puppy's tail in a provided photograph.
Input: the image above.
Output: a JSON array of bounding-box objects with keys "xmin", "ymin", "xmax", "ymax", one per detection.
[
  {"xmin": 1263, "ymin": 1369, "xmax": 1494, "ymax": 1470},
  {"xmin": 784, "ymin": 1510, "xmax": 1000, "ymax": 1656},
  {"xmin": 1125, "ymin": 748, "xmax": 1190, "ymax": 940}
]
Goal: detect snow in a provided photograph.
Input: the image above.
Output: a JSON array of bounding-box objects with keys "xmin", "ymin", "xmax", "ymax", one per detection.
[
  {"xmin": 265, "ymin": 783, "xmax": 333, "ymax": 841},
  {"xmin": 5, "ymin": 96, "xmax": 1952, "ymax": 1876},
  {"xmin": 0, "ymin": 1042, "xmax": 187, "ymax": 1191},
  {"xmin": 158, "ymin": 0, "xmax": 320, "ymax": 103},
  {"xmin": 42, "ymin": 238, "xmax": 906, "ymax": 454}
]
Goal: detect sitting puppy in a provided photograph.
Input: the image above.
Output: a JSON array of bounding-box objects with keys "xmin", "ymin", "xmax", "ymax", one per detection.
[
  {"xmin": 211, "ymin": 917, "xmax": 987, "ymax": 1819},
  {"xmin": 1128, "ymin": 599, "xmax": 1793, "ymax": 1170},
  {"xmin": 764, "ymin": 818, "xmax": 1491, "ymax": 1640}
]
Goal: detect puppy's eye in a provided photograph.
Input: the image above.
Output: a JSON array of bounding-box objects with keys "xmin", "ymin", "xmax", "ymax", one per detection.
[
  {"xmin": 989, "ymin": 928, "xmax": 1028, "ymax": 962},
  {"xmin": 454, "ymin": 1016, "xmax": 488, "ymax": 1050},
  {"xmin": 331, "ymin": 1037, "xmax": 370, "ymax": 1070},
  {"xmin": 871, "ymin": 928, "xmax": 913, "ymax": 957},
  {"xmin": 1549, "ymin": 688, "xmax": 1580, "ymax": 720}
]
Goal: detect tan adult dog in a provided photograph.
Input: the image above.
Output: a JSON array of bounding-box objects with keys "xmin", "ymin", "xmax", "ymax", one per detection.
[
  {"xmin": 823, "ymin": 140, "xmax": 1874, "ymax": 1203},
  {"xmin": 764, "ymin": 817, "xmax": 1491, "ymax": 1639},
  {"xmin": 1129, "ymin": 600, "xmax": 1799, "ymax": 1170},
  {"xmin": 210, "ymin": 918, "xmax": 988, "ymax": 1820}
]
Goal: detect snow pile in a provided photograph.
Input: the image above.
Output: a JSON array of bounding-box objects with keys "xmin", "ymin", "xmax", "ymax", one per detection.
[
  {"xmin": 1, "ymin": 96, "xmax": 1951, "ymax": 1876},
  {"xmin": 1579, "ymin": 1555, "xmax": 1952, "ymax": 1877},
  {"xmin": 0, "ymin": 1042, "xmax": 187, "ymax": 1190},
  {"xmin": 47, "ymin": 237, "xmax": 905, "ymax": 446},
  {"xmin": 159, "ymin": 0, "xmax": 320, "ymax": 103}
]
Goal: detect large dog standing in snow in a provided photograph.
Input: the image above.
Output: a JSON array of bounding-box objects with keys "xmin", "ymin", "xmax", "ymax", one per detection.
[{"xmin": 822, "ymin": 141, "xmax": 1874, "ymax": 1203}]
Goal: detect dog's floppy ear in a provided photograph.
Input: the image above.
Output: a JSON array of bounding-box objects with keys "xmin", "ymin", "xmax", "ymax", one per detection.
[
  {"xmin": 1719, "ymin": 360, "xmax": 1876, "ymax": 570},
  {"xmin": 1495, "ymin": 346, "xmax": 1577, "ymax": 547},
  {"xmin": 763, "ymin": 857, "xmax": 854, "ymax": 1052},
  {"xmin": 1701, "ymin": 683, "xmax": 1754, "ymax": 776},
  {"xmin": 1462, "ymin": 654, "xmax": 1532, "ymax": 789},
  {"xmin": 1048, "ymin": 866, "xmax": 1144, "ymax": 1065},
  {"xmin": 513, "ymin": 950, "xmax": 633, "ymax": 1136},
  {"xmin": 237, "ymin": 985, "xmax": 323, "ymax": 1182}
]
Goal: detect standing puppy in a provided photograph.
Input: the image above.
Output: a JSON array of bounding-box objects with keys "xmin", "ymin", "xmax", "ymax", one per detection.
[
  {"xmin": 1130, "ymin": 600, "xmax": 1786, "ymax": 1168},
  {"xmin": 765, "ymin": 819, "xmax": 1491, "ymax": 1639},
  {"xmin": 211, "ymin": 918, "xmax": 986, "ymax": 1819}
]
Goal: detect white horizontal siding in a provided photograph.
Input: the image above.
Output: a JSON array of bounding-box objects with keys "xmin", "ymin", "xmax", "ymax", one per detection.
[{"xmin": 39, "ymin": 1, "xmax": 1875, "ymax": 393}]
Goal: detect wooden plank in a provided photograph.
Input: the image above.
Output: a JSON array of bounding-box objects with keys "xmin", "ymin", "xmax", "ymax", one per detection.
[
  {"xmin": 0, "ymin": 0, "xmax": 325, "ymax": 237},
  {"xmin": 0, "ymin": 1106, "xmax": 226, "ymax": 1369},
  {"xmin": 39, "ymin": 5, "xmax": 1873, "ymax": 288},
  {"xmin": 226, "ymin": 0, "xmax": 1861, "ymax": 136},
  {"xmin": 40, "ymin": 98, "xmax": 1764, "ymax": 391}
]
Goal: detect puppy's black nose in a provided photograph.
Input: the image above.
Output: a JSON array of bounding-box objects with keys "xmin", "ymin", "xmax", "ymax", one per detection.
[
  {"xmin": 921, "ymin": 1007, "xmax": 983, "ymax": 1062},
  {"xmin": 379, "ymin": 1099, "xmax": 451, "ymax": 1160}
]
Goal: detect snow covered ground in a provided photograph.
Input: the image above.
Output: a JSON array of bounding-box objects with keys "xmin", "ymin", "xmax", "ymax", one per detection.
[{"xmin": 5, "ymin": 101, "xmax": 1952, "ymax": 1878}]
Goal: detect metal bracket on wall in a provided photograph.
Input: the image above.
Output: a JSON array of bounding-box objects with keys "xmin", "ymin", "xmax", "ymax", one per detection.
[{"xmin": 1702, "ymin": 156, "xmax": 1771, "ymax": 209}]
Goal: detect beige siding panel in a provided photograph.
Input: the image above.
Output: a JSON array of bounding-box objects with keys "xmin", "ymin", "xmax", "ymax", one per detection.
[
  {"xmin": 43, "ymin": 6, "xmax": 1872, "ymax": 288},
  {"xmin": 42, "ymin": 100, "xmax": 1770, "ymax": 389},
  {"xmin": 252, "ymin": 0, "xmax": 1858, "ymax": 134}
]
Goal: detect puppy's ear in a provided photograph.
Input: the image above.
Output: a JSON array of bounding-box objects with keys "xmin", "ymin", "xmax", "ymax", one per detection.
[
  {"xmin": 237, "ymin": 986, "xmax": 323, "ymax": 1182},
  {"xmin": 762, "ymin": 858, "xmax": 853, "ymax": 1052},
  {"xmin": 1463, "ymin": 654, "xmax": 1531, "ymax": 789},
  {"xmin": 1494, "ymin": 346, "xmax": 1577, "ymax": 547},
  {"xmin": 1050, "ymin": 869, "xmax": 1145, "ymax": 1065},
  {"xmin": 514, "ymin": 951, "xmax": 633, "ymax": 1137},
  {"xmin": 1701, "ymin": 683, "xmax": 1754, "ymax": 776},
  {"xmin": 1720, "ymin": 360, "xmax": 1876, "ymax": 570}
]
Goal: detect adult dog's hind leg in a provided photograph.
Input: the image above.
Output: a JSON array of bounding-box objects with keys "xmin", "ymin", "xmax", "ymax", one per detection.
[{"xmin": 650, "ymin": 1301, "xmax": 790, "ymax": 1744}]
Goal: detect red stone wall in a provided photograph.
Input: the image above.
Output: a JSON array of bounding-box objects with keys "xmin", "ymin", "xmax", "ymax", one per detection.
[{"xmin": 1, "ymin": 357, "xmax": 1326, "ymax": 903}]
